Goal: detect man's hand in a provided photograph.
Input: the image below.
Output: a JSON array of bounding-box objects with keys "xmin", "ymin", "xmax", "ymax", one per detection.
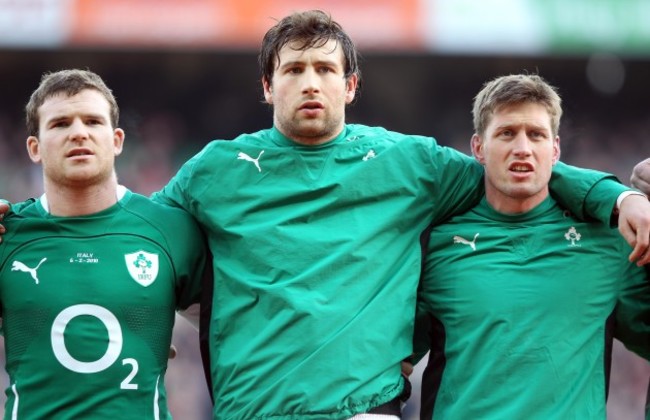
[
  {"xmin": 0, "ymin": 201, "xmax": 9, "ymax": 244},
  {"xmin": 631, "ymin": 158, "xmax": 650, "ymax": 195},
  {"xmin": 618, "ymin": 194, "xmax": 650, "ymax": 266},
  {"xmin": 169, "ymin": 344, "xmax": 177, "ymax": 360},
  {"xmin": 401, "ymin": 360, "xmax": 414, "ymax": 377}
]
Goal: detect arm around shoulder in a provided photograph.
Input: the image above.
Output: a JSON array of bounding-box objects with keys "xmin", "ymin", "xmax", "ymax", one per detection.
[{"xmin": 549, "ymin": 161, "xmax": 625, "ymax": 223}]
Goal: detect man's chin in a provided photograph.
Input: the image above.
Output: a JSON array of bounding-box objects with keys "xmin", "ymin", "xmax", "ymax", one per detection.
[
  {"xmin": 507, "ymin": 185, "xmax": 548, "ymax": 201},
  {"xmin": 60, "ymin": 171, "xmax": 106, "ymax": 186}
]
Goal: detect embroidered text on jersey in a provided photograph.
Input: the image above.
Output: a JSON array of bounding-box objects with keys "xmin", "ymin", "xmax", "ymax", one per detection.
[
  {"xmin": 453, "ymin": 233, "xmax": 479, "ymax": 251},
  {"xmin": 124, "ymin": 251, "xmax": 159, "ymax": 287},
  {"xmin": 564, "ymin": 227, "xmax": 582, "ymax": 247},
  {"xmin": 69, "ymin": 252, "xmax": 99, "ymax": 264},
  {"xmin": 11, "ymin": 258, "xmax": 47, "ymax": 284},
  {"xmin": 237, "ymin": 150, "xmax": 265, "ymax": 172},
  {"xmin": 362, "ymin": 150, "xmax": 376, "ymax": 161}
]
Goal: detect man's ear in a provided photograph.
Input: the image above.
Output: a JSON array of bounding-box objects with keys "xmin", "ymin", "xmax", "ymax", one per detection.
[
  {"xmin": 345, "ymin": 74, "xmax": 358, "ymax": 104},
  {"xmin": 114, "ymin": 128, "xmax": 125, "ymax": 156},
  {"xmin": 553, "ymin": 136, "xmax": 561, "ymax": 164},
  {"xmin": 262, "ymin": 77, "xmax": 273, "ymax": 104},
  {"xmin": 471, "ymin": 134, "xmax": 485, "ymax": 164},
  {"xmin": 26, "ymin": 136, "xmax": 41, "ymax": 163}
]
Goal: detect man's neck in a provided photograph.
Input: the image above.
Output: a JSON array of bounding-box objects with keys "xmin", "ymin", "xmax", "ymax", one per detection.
[
  {"xmin": 485, "ymin": 189, "xmax": 549, "ymax": 215},
  {"xmin": 274, "ymin": 121, "xmax": 345, "ymax": 146},
  {"xmin": 42, "ymin": 181, "xmax": 123, "ymax": 217}
]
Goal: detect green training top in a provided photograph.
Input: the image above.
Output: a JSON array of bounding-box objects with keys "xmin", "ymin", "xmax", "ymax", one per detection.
[
  {"xmin": 154, "ymin": 124, "xmax": 628, "ymax": 419},
  {"xmin": 0, "ymin": 189, "xmax": 206, "ymax": 419},
  {"xmin": 416, "ymin": 196, "xmax": 650, "ymax": 419}
]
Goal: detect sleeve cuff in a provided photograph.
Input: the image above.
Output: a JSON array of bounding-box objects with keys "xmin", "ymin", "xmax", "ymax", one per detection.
[{"xmin": 616, "ymin": 190, "xmax": 649, "ymax": 213}]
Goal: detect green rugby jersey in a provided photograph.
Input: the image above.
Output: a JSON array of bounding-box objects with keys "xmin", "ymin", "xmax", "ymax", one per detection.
[
  {"xmin": 0, "ymin": 188, "xmax": 206, "ymax": 419},
  {"xmin": 154, "ymin": 124, "xmax": 628, "ymax": 419},
  {"xmin": 417, "ymin": 196, "xmax": 650, "ymax": 419}
]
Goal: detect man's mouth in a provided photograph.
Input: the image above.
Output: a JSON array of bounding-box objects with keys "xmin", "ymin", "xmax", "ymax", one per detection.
[
  {"xmin": 299, "ymin": 101, "xmax": 323, "ymax": 110},
  {"xmin": 509, "ymin": 163, "xmax": 533, "ymax": 172},
  {"xmin": 66, "ymin": 148, "xmax": 93, "ymax": 157}
]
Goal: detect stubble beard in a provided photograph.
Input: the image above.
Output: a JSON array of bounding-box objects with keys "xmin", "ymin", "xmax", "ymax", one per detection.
[
  {"xmin": 282, "ymin": 114, "xmax": 343, "ymax": 146},
  {"xmin": 48, "ymin": 160, "xmax": 113, "ymax": 189}
]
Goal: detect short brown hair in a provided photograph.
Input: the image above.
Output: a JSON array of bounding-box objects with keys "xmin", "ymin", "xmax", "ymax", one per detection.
[
  {"xmin": 25, "ymin": 69, "xmax": 119, "ymax": 136},
  {"xmin": 472, "ymin": 74, "xmax": 562, "ymax": 137},
  {"xmin": 259, "ymin": 10, "xmax": 360, "ymax": 87}
]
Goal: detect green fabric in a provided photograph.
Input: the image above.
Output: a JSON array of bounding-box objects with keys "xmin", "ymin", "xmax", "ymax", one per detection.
[
  {"xmin": 417, "ymin": 196, "xmax": 650, "ymax": 419},
  {"xmin": 550, "ymin": 162, "xmax": 625, "ymax": 224},
  {"xmin": 154, "ymin": 124, "xmax": 484, "ymax": 418},
  {"xmin": 0, "ymin": 190, "xmax": 206, "ymax": 419},
  {"xmin": 153, "ymin": 123, "xmax": 626, "ymax": 419}
]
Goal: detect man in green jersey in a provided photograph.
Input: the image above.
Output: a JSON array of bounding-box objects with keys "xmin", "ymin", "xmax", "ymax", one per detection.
[
  {"xmin": 0, "ymin": 69, "xmax": 207, "ymax": 418},
  {"xmin": 415, "ymin": 74, "xmax": 650, "ymax": 419},
  {"xmin": 2, "ymin": 10, "xmax": 650, "ymax": 420}
]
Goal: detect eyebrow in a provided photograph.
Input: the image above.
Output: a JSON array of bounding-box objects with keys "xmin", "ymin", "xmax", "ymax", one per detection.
[
  {"xmin": 45, "ymin": 113, "xmax": 107, "ymax": 125},
  {"xmin": 495, "ymin": 122, "xmax": 549, "ymax": 132},
  {"xmin": 278, "ymin": 58, "xmax": 340, "ymax": 70}
]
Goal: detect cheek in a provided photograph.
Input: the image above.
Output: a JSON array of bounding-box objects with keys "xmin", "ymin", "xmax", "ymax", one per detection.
[
  {"xmin": 268, "ymin": 85, "xmax": 288, "ymax": 106},
  {"xmin": 35, "ymin": 143, "xmax": 52, "ymax": 162}
]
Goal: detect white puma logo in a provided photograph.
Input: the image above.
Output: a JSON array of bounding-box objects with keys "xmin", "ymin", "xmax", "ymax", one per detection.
[
  {"xmin": 453, "ymin": 233, "xmax": 479, "ymax": 251},
  {"xmin": 11, "ymin": 258, "xmax": 47, "ymax": 284},
  {"xmin": 362, "ymin": 150, "xmax": 376, "ymax": 161},
  {"xmin": 237, "ymin": 150, "xmax": 265, "ymax": 172}
]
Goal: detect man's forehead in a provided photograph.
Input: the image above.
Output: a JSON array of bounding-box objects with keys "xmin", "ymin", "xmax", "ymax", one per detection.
[
  {"xmin": 276, "ymin": 39, "xmax": 342, "ymax": 62},
  {"xmin": 41, "ymin": 89, "xmax": 107, "ymax": 107},
  {"xmin": 39, "ymin": 90, "xmax": 110, "ymax": 118},
  {"xmin": 492, "ymin": 103, "xmax": 551, "ymax": 121}
]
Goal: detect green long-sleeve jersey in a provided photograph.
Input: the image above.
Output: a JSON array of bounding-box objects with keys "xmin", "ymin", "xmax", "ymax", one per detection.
[
  {"xmin": 0, "ymin": 189, "xmax": 206, "ymax": 419},
  {"xmin": 416, "ymin": 196, "xmax": 650, "ymax": 420},
  {"xmin": 154, "ymin": 124, "xmax": 628, "ymax": 419}
]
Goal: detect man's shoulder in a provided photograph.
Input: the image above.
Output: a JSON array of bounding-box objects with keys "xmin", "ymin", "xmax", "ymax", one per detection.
[
  {"xmin": 2, "ymin": 199, "xmax": 44, "ymax": 233},
  {"xmin": 230, "ymin": 128, "xmax": 273, "ymax": 146},
  {"xmin": 123, "ymin": 193, "xmax": 196, "ymax": 227},
  {"xmin": 0, "ymin": 200, "xmax": 48, "ymax": 259},
  {"xmin": 346, "ymin": 124, "xmax": 436, "ymax": 145},
  {"xmin": 346, "ymin": 123, "xmax": 394, "ymax": 138},
  {"xmin": 121, "ymin": 193, "xmax": 204, "ymax": 256},
  {"xmin": 5, "ymin": 198, "xmax": 39, "ymax": 216},
  {"xmin": 187, "ymin": 129, "xmax": 272, "ymax": 162}
]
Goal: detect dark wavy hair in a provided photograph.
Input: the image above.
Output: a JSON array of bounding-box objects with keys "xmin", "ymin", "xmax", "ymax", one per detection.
[{"xmin": 259, "ymin": 10, "xmax": 361, "ymax": 87}]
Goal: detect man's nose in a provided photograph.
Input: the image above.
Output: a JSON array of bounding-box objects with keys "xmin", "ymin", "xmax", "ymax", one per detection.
[
  {"xmin": 512, "ymin": 133, "xmax": 532, "ymax": 155},
  {"xmin": 301, "ymin": 68, "xmax": 321, "ymax": 94},
  {"xmin": 68, "ymin": 119, "xmax": 89, "ymax": 141}
]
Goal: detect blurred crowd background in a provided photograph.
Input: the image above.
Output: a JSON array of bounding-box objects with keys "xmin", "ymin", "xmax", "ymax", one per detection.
[{"xmin": 0, "ymin": 0, "xmax": 649, "ymax": 418}]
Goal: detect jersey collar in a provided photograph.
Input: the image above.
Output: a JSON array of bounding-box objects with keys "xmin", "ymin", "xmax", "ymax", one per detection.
[{"xmin": 40, "ymin": 184, "xmax": 128, "ymax": 214}]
